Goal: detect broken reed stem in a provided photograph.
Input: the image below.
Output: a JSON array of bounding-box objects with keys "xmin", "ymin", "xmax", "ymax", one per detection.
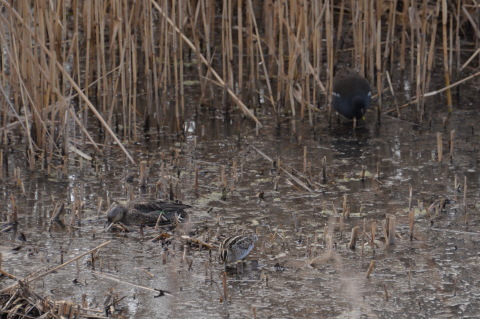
[
  {"xmin": 437, "ymin": 132, "xmax": 442, "ymax": 162},
  {"xmin": 454, "ymin": 175, "xmax": 458, "ymax": 201},
  {"xmin": 220, "ymin": 165, "xmax": 227, "ymax": 188},
  {"xmin": 9, "ymin": 195, "xmax": 18, "ymax": 224},
  {"xmin": 194, "ymin": 165, "xmax": 199, "ymax": 194},
  {"xmin": 383, "ymin": 283, "xmax": 389, "ymax": 300},
  {"xmin": 386, "ymin": 71, "xmax": 400, "ymax": 116},
  {"xmin": 385, "ymin": 215, "xmax": 396, "ymax": 246},
  {"xmin": 370, "ymin": 222, "xmax": 376, "ymax": 249},
  {"xmin": 303, "ymin": 146, "xmax": 307, "ymax": 174},
  {"xmin": 366, "ymin": 260, "xmax": 375, "ymax": 278},
  {"xmin": 321, "ymin": 156, "xmax": 327, "ymax": 183},
  {"xmin": 245, "ymin": 0, "xmax": 276, "ymax": 114},
  {"xmin": 408, "ymin": 185, "xmax": 413, "ymax": 212},
  {"xmin": 424, "ymin": 70, "xmax": 480, "ymax": 97},
  {"xmin": 463, "ymin": 176, "xmax": 467, "ymax": 218},
  {"xmin": 139, "ymin": 160, "xmax": 148, "ymax": 188},
  {"xmin": 449, "ymin": 130, "xmax": 455, "ymax": 162},
  {"xmin": 50, "ymin": 202, "xmax": 65, "ymax": 222},
  {"xmin": 91, "ymin": 270, "xmax": 172, "ymax": 296},
  {"xmin": 222, "ymin": 271, "xmax": 228, "ymax": 302},
  {"xmin": 348, "ymin": 226, "xmax": 360, "ymax": 250},
  {"xmin": 409, "ymin": 209, "xmax": 415, "ymax": 241}
]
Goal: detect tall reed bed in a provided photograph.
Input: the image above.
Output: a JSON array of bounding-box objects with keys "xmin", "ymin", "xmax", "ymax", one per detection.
[{"xmin": 0, "ymin": 0, "xmax": 478, "ymax": 167}]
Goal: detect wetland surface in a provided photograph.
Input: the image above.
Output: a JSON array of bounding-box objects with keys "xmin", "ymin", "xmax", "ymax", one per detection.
[{"xmin": 1, "ymin": 80, "xmax": 480, "ymax": 318}]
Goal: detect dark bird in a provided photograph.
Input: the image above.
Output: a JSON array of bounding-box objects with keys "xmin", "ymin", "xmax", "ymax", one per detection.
[
  {"xmin": 332, "ymin": 69, "xmax": 372, "ymax": 119},
  {"xmin": 107, "ymin": 200, "xmax": 190, "ymax": 226}
]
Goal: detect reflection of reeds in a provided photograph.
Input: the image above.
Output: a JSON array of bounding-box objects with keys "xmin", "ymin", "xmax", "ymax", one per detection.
[{"xmin": 0, "ymin": 1, "xmax": 478, "ymax": 164}]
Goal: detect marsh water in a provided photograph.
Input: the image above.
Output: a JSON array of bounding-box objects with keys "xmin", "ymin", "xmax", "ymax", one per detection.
[{"xmin": 1, "ymin": 72, "xmax": 480, "ymax": 319}]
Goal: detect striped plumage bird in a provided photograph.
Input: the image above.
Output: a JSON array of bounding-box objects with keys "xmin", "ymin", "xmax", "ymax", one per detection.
[{"xmin": 219, "ymin": 234, "xmax": 258, "ymax": 264}]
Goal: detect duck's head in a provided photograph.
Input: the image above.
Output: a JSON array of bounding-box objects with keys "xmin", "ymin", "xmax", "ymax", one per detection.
[{"xmin": 107, "ymin": 204, "xmax": 128, "ymax": 223}]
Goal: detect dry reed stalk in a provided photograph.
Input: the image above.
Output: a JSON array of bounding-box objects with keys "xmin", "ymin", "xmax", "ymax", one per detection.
[
  {"xmin": 425, "ymin": 2, "xmax": 440, "ymax": 93},
  {"xmin": 285, "ymin": 9, "xmax": 298, "ymax": 118},
  {"xmin": 222, "ymin": 271, "xmax": 228, "ymax": 301},
  {"xmin": 385, "ymin": 71, "xmax": 400, "ymax": 116},
  {"xmin": 449, "ymin": 130, "xmax": 455, "ymax": 162},
  {"xmin": 400, "ymin": 0, "xmax": 408, "ymax": 71},
  {"xmin": 238, "ymin": 0, "xmax": 245, "ymax": 93},
  {"xmin": 437, "ymin": 132, "xmax": 443, "ymax": 162},
  {"xmin": 172, "ymin": 1, "xmax": 181, "ymax": 131},
  {"xmin": 424, "ymin": 71, "xmax": 480, "ymax": 97},
  {"xmin": 179, "ymin": 1, "xmax": 186, "ymax": 120},
  {"xmin": 303, "ymin": 146, "xmax": 307, "ymax": 174},
  {"xmin": 383, "ymin": 0, "xmax": 395, "ymax": 71},
  {"xmin": 385, "ymin": 215, "xmax": 396, "ymax": 245},
  {"xmin": 408, "ymin": 185, "xmax": 413, "ymax": 211},
  {"xmin": 419, "ymin": 0, "xmax": 429, "ymax": 120},
  {"xmin": 245, "ymin": 0, "xmax": 256, "ymax": 106},
  {"xmin": 376, "ymin": 18, "xmax": 382, "ymax": 115},
  {"xmin": 321, "ymin": 156, "xmax": 327, "ymax": 183},
  {"xmin": 191, "ymin": 2, "xmax": 208, "ymax": 104},
  {"xmin": 454, "ymin": 175, "xmax": 458, "ymax": 201},
  {"xmin": 441, "ymin": 0, "xmax": 453, "ymax": 111},
  {"xmin": 370, "ymin": 221, "xmax": 377, "ymax": 248},
  {"xmin": 315, "ymin": 0, "xmax": 324, "ymax": 84},
  {"xmin": 348, "ymin": 226, "xmax": 360, "ymax": 249},
  {"xmin": 409, "ymin": 209, "xmax": 415, "ymax": 240},
  {"xmin": 9, "ymin": 194, "xmax": 17, "ymax": 224},
  {"xmin": 463, "ymin": 176, "xmax": 467, "ymax": 216},
  {"xmin": 139, "ymin": 161, "xmax": 148, "ymax": 188},
  {"xmin": 50, "ymin": 202, "xmax": 65, "ymax": 222},
  {"xmin": 326, "ymin": 0, "xmax": 334, "ymax": 116},
  {"xmin": 335, "ymin": 0, "xmax": 345, "ymax": 60},
  {"xmin": 360, "ymin": 0, "xmax": 367, "ymax": 74},
  {"xmin": 232, "ymin": 161, "xmax": 238, "ymax": 183},
  {"xmin": 221, "ymin": 165, "xmax": 227, "ymax": 189},
  {"xmin": 366, "ymin": 260, "xmax": 375, "ymax": 278},
  {"xmin": 461, "ymin": 48, "xmax": 480, "ymax": 71}
]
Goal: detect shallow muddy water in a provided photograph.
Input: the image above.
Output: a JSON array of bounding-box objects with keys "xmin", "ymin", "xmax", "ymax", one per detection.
[{"xmin": 1, "ymin": 78, "xmax": 480, "ymax": 318}]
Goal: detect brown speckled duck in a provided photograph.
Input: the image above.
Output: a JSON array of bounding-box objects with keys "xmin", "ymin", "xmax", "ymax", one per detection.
[{"xmin": 107, "ymin": 200, "xmax": 190, "ymax": 226}]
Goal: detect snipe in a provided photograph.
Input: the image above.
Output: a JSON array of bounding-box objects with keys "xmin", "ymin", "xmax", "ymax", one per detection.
[{"xmin": 219, "ymin": 234, "xmax": 258, "ymax": 265}]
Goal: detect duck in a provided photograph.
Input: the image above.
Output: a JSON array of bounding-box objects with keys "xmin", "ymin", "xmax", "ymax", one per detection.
[
  {"xmin": 106, "ymin": 199, "xmax": 190, "ymax": 227},
  {"xmin": 219, "ymin": 234, "xmax": 258, "ymax": 264},
  {"xmin": 332, "ymin": 69, "xmax": 372, "ymax": 119}
]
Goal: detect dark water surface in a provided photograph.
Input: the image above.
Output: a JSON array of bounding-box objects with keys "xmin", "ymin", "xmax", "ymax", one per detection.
[{"xmin": 1, "ymin": 80, "xmax": 480, "ymax": 318}]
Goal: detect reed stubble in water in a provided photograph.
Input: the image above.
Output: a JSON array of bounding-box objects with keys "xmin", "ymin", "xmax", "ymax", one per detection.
[
  {"xmin": 348, "ymin": 226, "xmax": 360, "ymax": 250},
  {"xmin": 385, "ymin": 215, "xmax": 396, "ymax": 246}
]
